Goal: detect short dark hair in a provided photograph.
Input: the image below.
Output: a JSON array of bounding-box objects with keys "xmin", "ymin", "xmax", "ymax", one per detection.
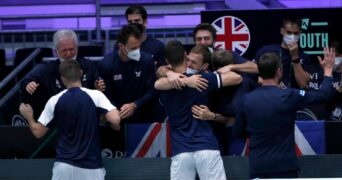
[
  {"xmin": 211, "ymin": 49, "xmax": 235, "ymax": 70},
  {"xmin": 281, "ymin": 17, "xmax": 301, "ymax": 28},
  {"xmin": 164, "ymin": 40, "xmax": 185, "ymax": 67},
  {"xmin": 193, "ymin": 23, "xmax": 217, "ymax": 42},
  {"xmin": 117, "ymin": 24, "xmax": 143, "ymax": 45},
  {"xmin": 59, "ymin": 60, "xmax": 82, "ymax": 82},
  {"xmin": 331, "ymin": 41, "xmax": 342, "ymax": 55},
  {"xmin": 257, "ymin": 52, "xmax": 282, "ymax": 79},
  {"xmin": 190, "ymin": 45, "xmax": 211, "ymax": 65},
  {"xmin": 125, "ymin": 5, "xmax": 147, "ymax": 20}
]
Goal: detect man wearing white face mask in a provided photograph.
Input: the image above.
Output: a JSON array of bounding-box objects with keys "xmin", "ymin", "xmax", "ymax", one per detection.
[
  {"xmin": 21, "ymin": 29, "xmax": 100, "ymax": 119},
  {"xmin": 155, "ymin": 41, "xmax": 243, "ymax": 180},
  {"xmin": 327, "ymin": 41, "xmax": 342, "ymax": 120},
  {"xmin": 98, "ymin": 24, "xmax": 156, "ymax": 123},
  {"xmin": 311, "ymin": 41, "xmax": 342, "ymax": 121},
  {"xmin": 255, "ymin": 17, "xmax": 311, "ymax": 89},
  {"xmin": 156, "ymin": 23, "xmax": 258, "ymax": 89},
  {"xmin": 332, "ymin": 42, "xmax": 342, "ymax": 74},
  {"xmin": 295, "ymin": 41, "xmax": 342, "ymax": 121}
]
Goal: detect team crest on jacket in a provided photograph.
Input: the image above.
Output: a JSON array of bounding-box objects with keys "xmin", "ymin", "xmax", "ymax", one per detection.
[
  {"xmin": 82, "ymin": 74, "xmax": 87, "ymax": 82},
  {"xmin": 212, "ymin": 16, "xmax": 251, "ymax": 55},
  {"xmin": 55, "ymin": 79, "xmax": 62, "ymax": 88},
  {"xmin": 135, "ymin": 71, "xmax": 141, "ymax": 77}
]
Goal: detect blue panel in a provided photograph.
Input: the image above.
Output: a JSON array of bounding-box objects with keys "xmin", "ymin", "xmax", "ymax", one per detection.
[{"xmin": 0, "ymin": 0, "xmax": 94, "ymax": 5}]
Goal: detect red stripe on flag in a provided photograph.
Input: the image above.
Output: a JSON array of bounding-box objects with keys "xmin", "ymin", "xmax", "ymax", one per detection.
[
  {"xmin": 295, "ymin": 144, "xmax": 303, "ymax": 156},
  {"xmin": 136, "ymin": 123, "xmax": 162, "ymax": 157},
  {"xmin": 235, "ymin": 23, "xmax": 245, "ymax": 31},
  {"xmin": 166, "ymin": 120, "xmax": 171, "ymax": 157},
  {"xmin": 245, "ymin": 138, "xmax": 250, "ymax": 156}
]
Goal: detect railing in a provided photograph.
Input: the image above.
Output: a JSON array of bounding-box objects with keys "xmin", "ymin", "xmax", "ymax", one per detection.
[{"xmin": 0, "ymin": 48, "xmax": 41, "ymax": 107}]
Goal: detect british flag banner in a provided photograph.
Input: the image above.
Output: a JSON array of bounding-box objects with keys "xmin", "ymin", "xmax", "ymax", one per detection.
[
  {"xmin": 230, "ymin": 121, "xmax": 325, "ymax": 156},
  {"xmin": 126, "ymin": 118, "xmax": 171, "ymax": 158},
  {"xmin": 295, "ymin": 121, "xmax": 325, "ymax": 155},
  {"xmin": 212, "ymin": 16, "xmax": 251, "ymax": 55},
  {"xmin": 126, "ymin": 121, "xmax": 325, "ymax": 157}
]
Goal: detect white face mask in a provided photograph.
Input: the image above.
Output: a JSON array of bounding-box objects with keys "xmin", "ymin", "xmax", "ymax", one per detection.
[
  {"xmin": 127, "ymin": 48, "xmax": 141, "ymax": 61},
  {"xmin": 333, "ymin": 57, "xmax": 342, "ymax": 72},
  {"xmin": 186, "ymin": 67, "xmax": 199, "ymax": 74},
  {"xmin": 207, "ymin": 47, "xmax": 214, "ymax": 53},
  {"xmin": 283, "ymin": 34, "xmax": 299, "ymax": 45}
]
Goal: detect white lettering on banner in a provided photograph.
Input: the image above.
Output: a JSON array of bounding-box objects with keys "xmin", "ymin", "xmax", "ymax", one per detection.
[
  {"xmin": 309, "ymin": 82, "xmax": 319, "ymax": 90},
  {"xmin": 115, "ymin": 151, "xmax": 126, "ymax": 158},
  {"xmin": 310, "ymin": 73, "xmax": 318, "ymax": 80},
  {"xmin": 101, "ymin": 148, "xmax": 113, "ymax": 158},
  {"xmin": 300, "ymin": 33, "xmax": 329, "ymax": 49}
]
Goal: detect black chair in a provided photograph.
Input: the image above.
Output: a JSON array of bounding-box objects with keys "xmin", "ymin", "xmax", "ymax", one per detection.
[
  {"xmin": 0, "ymin": 49, "xmax": 8, "ymax": 81},
  {"xmin": 14, "ymin": 48, "xmax": 53, "ymax": 66},
  {"xmin": 0, "ymin": 49, "xmax": 5, "ymax": 68},
  {"xmin": 78, "ymin": 45, "xmax": 103, "ymax": 57},
  {"xmin": 12, "ymin": 48, "xmax": 53, "ymax": 82}
]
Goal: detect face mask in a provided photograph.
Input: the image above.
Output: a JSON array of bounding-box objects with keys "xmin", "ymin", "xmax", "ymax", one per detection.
[
  {"xmin": 283, "ymin": 34, "xmax": 299, "ymax": 45},
  {"xmin": 207, "ymin": 47, "xmax": 214, "ymax": 53},
  {"xmin": 127, "ymin": 48, "xmax": 141, "ymax": 61},
  {"xmin": 186, "ymin": 67, "xmax": 199, "ymax": 74},
  {"xmin": 333, "ymin": 57, "xmax": 342, "ymax": 72}
]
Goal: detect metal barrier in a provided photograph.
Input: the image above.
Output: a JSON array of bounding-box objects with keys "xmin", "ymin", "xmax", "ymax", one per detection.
[
  {"xmin": 42, "ymin": 56, "xmax": 103, "ymax": 62},
  {"xmin": 0, "ymin": 155, "xmax": 342, "ymax": 179},
  {"xmin": 0, "ymin": 48, "xmax": 40, "ymax": 107}
]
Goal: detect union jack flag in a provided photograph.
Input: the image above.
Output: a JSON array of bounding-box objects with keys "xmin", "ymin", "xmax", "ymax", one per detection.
[
  {"xmin": 230, "ymin": 121, "xmax": 325, "ymax": 156},
  {"xmin": 294, "ymin": 121, "xmax": 325, "ymax": 155},
  {"xmin": 126, "ymin": 118, "xmax": 171, "ymax": 157},
  {"xmin": 212, "ymin": 16, "xmax": 251, "ymax": 55}
]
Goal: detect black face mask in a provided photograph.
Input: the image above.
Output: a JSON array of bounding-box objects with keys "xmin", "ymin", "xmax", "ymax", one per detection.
[{"xmin": 131, "ymin": 23, "xmax": 146, "ymax": 33}]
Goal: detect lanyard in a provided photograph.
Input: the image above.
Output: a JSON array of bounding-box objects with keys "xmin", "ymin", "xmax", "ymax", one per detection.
[{"xmin": 279, "ymin": 47, "xmax": 293, "ymax": 88}]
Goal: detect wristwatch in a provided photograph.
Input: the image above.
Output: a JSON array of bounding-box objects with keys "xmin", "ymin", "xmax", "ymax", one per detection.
[{"xmin": 292, "ymin": 58, "xmax": 301, "ymax": 64}]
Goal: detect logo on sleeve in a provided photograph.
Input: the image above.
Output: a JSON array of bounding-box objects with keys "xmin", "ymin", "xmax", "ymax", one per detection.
[
  {"xmin": 55, "ymin": 79, "xmax": 62, "ymax": 89},
  {"xmin": 299, "ymin": 90, "xmax": 306, "ymax": 96},
  {"xmin": 113, "ymin": 74, "xmax": 122, "ymax": 81},
  {"xmin": 82, "ymin": 74, "xmax": 87, "ymax": 82}
]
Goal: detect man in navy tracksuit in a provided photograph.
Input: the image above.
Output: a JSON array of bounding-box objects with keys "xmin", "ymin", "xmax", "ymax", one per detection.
[
  {"xmin": 124, "ymin": 5, "xmax": 165, "ymax": 69},
  {"xmin": 299, "ymin": 41, "xmax": 342, "ymax": 121},
  {"xmin": 98, "ymin": 24, "xmax": 157, "ymax": 123},
  {"xmin": 234, "ymin": 47, "xmax": 335, "ymax": 179},
  {"xmin": 254, "ymin": 17, "xmax": 311, "ymax": 89},
  {"xmin": 20, "ymin": 29, "xmax": 99, "ymax": 119},
  {"xmin": 155, "ymin": 42, "xmax": 243, "ymax": 180},
  {"xmin": 203, "ymin": 49, "xmax": 253, "ymax": 155}
]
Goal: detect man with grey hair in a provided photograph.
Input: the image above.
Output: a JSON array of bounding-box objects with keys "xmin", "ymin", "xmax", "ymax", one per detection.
[
  {"xmin": 52, "ymin": 29, "xmax": 79, "ymax": 61},
  {"xmin": 21, "ymin": 29, "xmax": 99, "ymax": 118}
]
